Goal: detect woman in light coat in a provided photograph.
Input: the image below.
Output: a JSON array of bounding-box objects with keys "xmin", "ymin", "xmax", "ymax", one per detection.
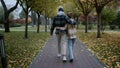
[{"xmin": 67, "ymin": 12, "xmax": 77, "ymax": 62}]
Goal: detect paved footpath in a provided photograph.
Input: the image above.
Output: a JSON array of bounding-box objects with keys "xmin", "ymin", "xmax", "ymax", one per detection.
[{"xmin": 29, "ymin": 36, "xmax": 106, "ymax": 68}]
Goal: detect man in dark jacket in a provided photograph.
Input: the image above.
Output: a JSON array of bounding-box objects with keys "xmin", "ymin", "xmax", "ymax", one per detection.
[{"xmin": 50, "ymin": 6, "xmax": 71, "ymax": 62}]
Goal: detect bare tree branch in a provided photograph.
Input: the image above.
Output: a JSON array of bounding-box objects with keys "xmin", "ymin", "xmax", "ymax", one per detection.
[
  {"xmin": 1, "ymin": 0, "xmax": 8, "ymax": 11},
  {"xmin": 8, "ymin": 0, "xmax": 19, "ymax": 14},
  {"xmin": 19, "ymin": 0, "xmax": 27, "ymax": 13}
]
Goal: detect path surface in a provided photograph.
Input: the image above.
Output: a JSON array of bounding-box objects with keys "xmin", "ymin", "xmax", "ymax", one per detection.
[{"xmin": 29, "ymin": 36, "xmax": 106, "ymax": 68}]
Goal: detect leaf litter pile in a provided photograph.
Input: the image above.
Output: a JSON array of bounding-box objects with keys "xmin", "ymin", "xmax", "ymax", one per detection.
[
  {"xmin": 4, "ymin": 32, "xmax": 50, "ymax": 68},
  {"xmin": 77, "ymin": 32, "xmax": 120, "ymax": 68}
]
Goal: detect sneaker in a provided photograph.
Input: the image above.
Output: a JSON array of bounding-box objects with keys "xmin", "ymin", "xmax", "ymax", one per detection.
[
  {"xmin": 57, "ymin": 54, "xmax": 61, "ymax": 58},
  {"xmin": 63, "ymin": 56, "xmax": 67, "ymax": 62}
]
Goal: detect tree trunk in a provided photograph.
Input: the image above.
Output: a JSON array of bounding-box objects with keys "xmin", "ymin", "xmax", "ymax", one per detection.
[
  {"xmin": 97, "ymin": 12, "xmax": 101, "ymax": 38},
  {"xmin": 4, "ymin": 22, "xmax": 10, "ymax": 32},
  {"xmin": 1, "ymin": 0, "xmax": 19, "ymax": 32},
  {"xmin": 45, "ymin": 16, "xmax": 47, "ymax": 32},
  {"xmin": 85, "ymin": 15, "xmax": 88, "ymax": 33},
  {"xmin": 76, "ymin": 17, "xmax": 79, "ymax": 29},
  {"xmin": 4, "ymin": 13, "xmax": 10, "ymax": 32},
  {"xmin": 37, "ymin": 13, "xmax": 40, "ymax": 33},
  {"xmin": 24, "ymin": 11, "xmax": 28, "ymax": 39}
]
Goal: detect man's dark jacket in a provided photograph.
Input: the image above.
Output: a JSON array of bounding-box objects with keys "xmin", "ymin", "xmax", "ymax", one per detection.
[{"xmin": 50, "ymin": 11, "xmax": 71, "ymax": 35}]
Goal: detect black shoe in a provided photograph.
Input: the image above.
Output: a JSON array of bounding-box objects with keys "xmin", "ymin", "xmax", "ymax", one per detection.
[{"xmin": 70, "ymin": 59, "xmax": 73, "ymax": 62}]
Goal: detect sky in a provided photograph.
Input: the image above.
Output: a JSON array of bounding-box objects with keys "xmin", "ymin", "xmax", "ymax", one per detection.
[{"xmin": 0, "ymin": 0, "xmax": 22, "ymax": 19}]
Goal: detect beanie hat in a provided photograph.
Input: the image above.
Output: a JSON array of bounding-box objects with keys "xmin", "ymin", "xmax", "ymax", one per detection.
[{"xmin": 58, "ymin": 6, "xmax": 64, "ymax": 12}]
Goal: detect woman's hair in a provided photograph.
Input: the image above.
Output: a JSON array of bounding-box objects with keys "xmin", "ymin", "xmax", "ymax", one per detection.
[{"xmin": 67, "ymin": 12, "xmax": 73, "ymax": 18}]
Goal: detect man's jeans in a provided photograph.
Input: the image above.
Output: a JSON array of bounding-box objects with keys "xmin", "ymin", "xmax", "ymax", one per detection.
[
  {"xmin": 68, "ymin": 38, "xmax": 76, "ymax": 59},
  {"xmin": 56, "ymin": 34, "xmax": 67, "ymax": 56}
]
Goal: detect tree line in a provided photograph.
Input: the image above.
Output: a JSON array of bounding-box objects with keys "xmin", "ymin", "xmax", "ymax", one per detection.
[{"xmin": 0, "ymin": 0, "xmax": 120, "ymax": 38}]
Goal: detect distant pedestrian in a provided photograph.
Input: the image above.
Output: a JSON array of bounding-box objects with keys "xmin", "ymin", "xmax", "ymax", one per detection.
[
  {"xmin": 50, "ymin": 6, "xmax": 71, "ymax": 62},
  {"xmin": 67, "ymin": 12, "xmax": 77, "ymax": 62}
]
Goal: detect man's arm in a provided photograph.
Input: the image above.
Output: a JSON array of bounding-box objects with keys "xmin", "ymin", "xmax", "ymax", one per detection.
[
  {"xmin": 50, "ymin": 18, "xmax": 55, "ymax": 35},
  {"xmin": 73, "ymin": 19, "xmax": 77, "ymax": 25},
  {"xmin": 65, "ymin": 16, "xmax": 72, "ymax": 24}
]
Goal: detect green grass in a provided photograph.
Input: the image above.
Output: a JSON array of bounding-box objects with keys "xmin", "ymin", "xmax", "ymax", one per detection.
[
  {"xmin": 77, "ymin": 32, "xmax": 120, "ymax": 68},
  {"xmin": 10, "ymin": 25, "xmax": 51, "ymax": 31},
  {"xmin": 77, "ymin": 24, "xmax": 120, "ymax": 31},
  {"xmin": 1, "ymin": 31, "xmax": 50, "ymax": 68},
  {"xmin": 1, "ymin": 24, "xmax": 119, "ymax": 32}
]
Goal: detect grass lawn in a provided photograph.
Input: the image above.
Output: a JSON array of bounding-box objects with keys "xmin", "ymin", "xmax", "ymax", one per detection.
[
  {"xmin": 10, "ymin": 25, "xmax": 51, "ymax": 31},
  {"xmin": 77, "ymin": 32, "xmax": 120, "ymax": 68},
  {"xmin": 0, "ymin": 31, "xmax": 50, "ymax": 68}
]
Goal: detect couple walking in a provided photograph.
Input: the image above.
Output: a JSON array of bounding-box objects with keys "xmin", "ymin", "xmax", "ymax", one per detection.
[{"xmin": 50, "ymin": 6, "xmax": 77, "ymax": 62}]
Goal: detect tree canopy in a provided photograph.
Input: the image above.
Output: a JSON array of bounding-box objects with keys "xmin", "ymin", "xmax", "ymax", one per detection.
[
  {"xmin": 30, "ymin": 0, "xmax": 60, "ymax": 18},
  {"xmin": 101, "ymin": 8, "xmax": 117, "ymax": 23}
]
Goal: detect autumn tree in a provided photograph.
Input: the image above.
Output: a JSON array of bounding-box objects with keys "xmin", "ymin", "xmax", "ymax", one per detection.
[
  {"xmin": 43, "ymin": 0, "xmax": 59, "ymax": 32},
  {"xmin": 30, "ymin": 0, "xmax": 45, "ymax": 33},
  {"xmin": 19, "ymin": 0, "xmax": 33, "ymax": 38},
  {"xmin": 74, "ymin": 0, "xmax": 94, "ymax": 33},
  {"xmin": 93, "ymin": 0, "xmax": 114, "ymax": 38},
  {"xmin": 0, "ymin": 0, "xmax": 19, "ymax": 32},
  {"xmin": 30, "ymin": 0, "xmax": 59, "ymax": 33},
  {"xmin": 101, "ymin": 0, "xmax": 120, "ymax": 30},
  {"xmin": 31, "ymin": 0, "xmax": 46, "ymax": 33},
  {"xmin": 62, "ymin": 0, "xmax": 81, "ymax": 29},
  {"xmin": 101, "ymin": 7, "xmax": 117, "ymax": 32}
]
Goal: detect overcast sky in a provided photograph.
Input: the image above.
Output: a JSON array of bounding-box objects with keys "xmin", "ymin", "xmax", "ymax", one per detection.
[{"xmin": 0, "ymin": 0, "xmax": 22, "ymax": 19}]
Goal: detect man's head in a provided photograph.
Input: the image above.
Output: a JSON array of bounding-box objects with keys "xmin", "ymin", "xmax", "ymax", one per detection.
[{"xmin": 58, "ymin": 6, "xmax": 64, "ymax": 12}]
